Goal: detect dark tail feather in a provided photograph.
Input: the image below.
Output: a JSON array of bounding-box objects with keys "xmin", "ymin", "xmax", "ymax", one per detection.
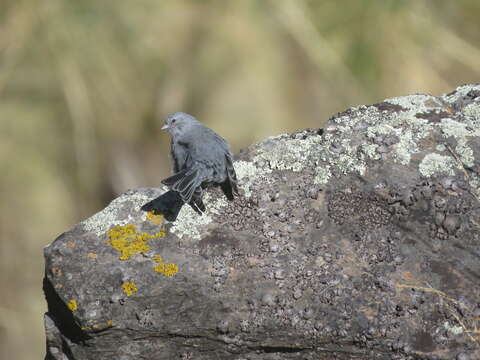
[
  {"xmin": 220, "ymin": 181, "xmax": 234, "ymax": 201},
  {"xmin": 189, "ymin": 198, "xmax": 205, "ymax": 214},
  {"xmin": 224, "ymin": 153, "xmax": 239, "ymax": 197},
  {"xmin": 190, "ymin": 188, "xmax": 205, "ymax": 213},
  {"xmin": 141, "ymin": 190, "xmax": 184, "ymax": 222}
]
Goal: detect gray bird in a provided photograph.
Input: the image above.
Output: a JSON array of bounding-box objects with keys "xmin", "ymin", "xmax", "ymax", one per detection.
[{"xmin": 142, "ymin": 112, "xmax": 238, "ymax": 220}]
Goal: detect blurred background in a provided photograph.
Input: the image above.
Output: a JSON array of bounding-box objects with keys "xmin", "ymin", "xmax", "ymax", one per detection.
[{"xmin": 0, "ymin": 0, "xmax": 479, "ymax": 358}]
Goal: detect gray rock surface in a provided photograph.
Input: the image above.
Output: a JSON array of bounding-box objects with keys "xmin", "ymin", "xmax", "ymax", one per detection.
[{"xmin": 44, "ymin": 84, "xmax": 480, "ymax": 360}]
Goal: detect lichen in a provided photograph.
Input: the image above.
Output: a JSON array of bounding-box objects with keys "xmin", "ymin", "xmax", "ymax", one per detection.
[
  {"xmin": 313, "ymin": 164, "xmax": 331, "ymax": 185},
  {"xmin": 253, "ymin": 135, "xmax": 323, "ymax": 172},
  {"xmin": 385, "ymin": 94, "xmax": 436, "ymax": 110},
  {"xmin": 107, "ymin": 224, "xmax": 165, "ymax": 260},
  {"xmin": 436, "ymin": 144, "xmax": 446, "ymax": 152},
  {"xmin": 463, "ymin": 103, "xmax": 480, "ymax": 129},
  {"xmin": 170, "ymin": 192, "xmax": 227, "ymax": 239},
  {"xmin": 81, "ymin": 190, "xmax": 161, "ymax": 235},
  {"xmin": 122, "ymin": 282, "xmax": 138, "ymax": 296},
  {"xmin": 152, "ymin": 254, "xmax": 179, "ymax": 276},
  {"xmin": 443, "ymin": 321, "xmax": 464, "ymax": 335},
  {"xmin": 67, "ymin": 300, "xmax": 77, "ymax": 311},
  {"xmin": 81, "ymin": 320, "xmax": 114, "ymax": 332},
  {"xmin": 419, "ymin": 153, "xmax": 457, "ymax": 177},
  {"xmin": 361, "ymin": 144, "xmax": 380, "ymax": 160},
  {"xmin": 394, "ymin": 130, "xmax": 419, "ymax": 165},
  {"xmin": 234, "ymin": 160, "xmax": 270, "ymax": 198},
  {"xmin": 442, "ymin": 84, "xmax": 480, "ymax": 103},
  {"xmin": 146, "ymin": 211, "xmax": 164, "ymax": 225},
  {"xmin": 440, "ymin": 118, "xmax": 478, "ymax": 167}
]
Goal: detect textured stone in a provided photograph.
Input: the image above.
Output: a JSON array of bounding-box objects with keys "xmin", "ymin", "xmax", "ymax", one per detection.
[{"xmin": 44, "ymin": 84, "xmax": 480, "ymax": 359}]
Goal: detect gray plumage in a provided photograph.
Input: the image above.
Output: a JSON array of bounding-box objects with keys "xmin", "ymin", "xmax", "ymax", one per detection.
[{"xmin": 160, "ymin": 112, "xmax": 238, "ymax": 213}]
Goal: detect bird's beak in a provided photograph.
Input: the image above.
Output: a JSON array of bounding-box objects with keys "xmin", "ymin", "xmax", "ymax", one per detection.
[{"xmin": 161, "ymin": 124, "xmax": 169, "ymax": 130}]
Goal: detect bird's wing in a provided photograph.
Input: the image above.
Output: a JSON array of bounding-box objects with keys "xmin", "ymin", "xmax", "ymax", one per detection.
[
  {"xmin": 171, "ymin": 139, "xmax": 189, "ymax": 172},
  {"xmin": 161, "ymin": 168, "xmax": 188, "ymax": 187},
  {"xmin": 162, "ymin": 166, "xmax": 202, "ymax": 204}
]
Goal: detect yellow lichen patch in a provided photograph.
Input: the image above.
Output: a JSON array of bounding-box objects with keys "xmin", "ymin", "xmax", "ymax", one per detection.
[
  {"xmin": 67, "ymin": 300, "xmax": 78, "ymax": 311},
  {"xmin": 153, "ymin": 254, "xmax": 179, "ymax": 277},
  {"xmin": 122, "ymin": 282, "xmax": 138, "ymax": 296},
  {"xmin": 107, "ymin": 224, "xmax": 165, "ymax": 260},
  {"xmin": 146, "ymin": 211, "xmax": 164, "ymax": 225}
]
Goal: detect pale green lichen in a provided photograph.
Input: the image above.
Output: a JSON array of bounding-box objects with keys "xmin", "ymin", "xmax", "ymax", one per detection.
[
  {"xmin": 365, "ymin": 108, "xmax": 434, "ymax": 167},
  {"xmin": 470, "ymin": 177, "xmax": 480, "ymax": 199},
  {"xmin": 463, "ymin": 103, "xmax": 480, "ymax": 128},
  {"xmin": 436, "ymin": 144, "xmax": 446, "ymax": 152},
  {"xmin": 419, "ymin": 153, "xmax": 457, "ymax": 177},
  {"xmin": 313, "ymin": 164, "xmax": 331, "ymax": 185},
  {"xmin": 170, "ymin": 192, "xmax": 226, "ymax": 239},
  {"xmin": 443, "ymin": 321, "xmax": 464, "ymax": 335},
  {"xmin": 361, "ymin": 144, "xmax": 380, "ymax": 160},
  {"xmin": 234, "ymin": 160, "xmax": 270, "ymax": 198},
  {"xmin": 442, "ymin": 84, "xmax": 480, "ymax": 104},
  {"xmin": 440, "ymin": 118, "xmax": 478, "ymax": 167},
  {"xmin": 81, "ymin": 190, "xmax": 160, "ymax": 236},
  {"xmin": 394, "ymin": 130, "xmax": 419, "ymax": 165},
  {"xmin": 385, "ymin": 93, "xmax": 437, "ymax": 110},
  {"xmin": 253, "ymin": 135, "xmax": 323, "ymax": 172},
  {"xmin": 366, "ymin": 123, "xmax": 398, "ymax": 138}
]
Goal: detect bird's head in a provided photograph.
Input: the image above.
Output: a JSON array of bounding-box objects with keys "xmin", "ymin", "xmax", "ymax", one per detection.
[{"xmin": 162, "ymin": 112, "xmax": 198, "ymax": 137}]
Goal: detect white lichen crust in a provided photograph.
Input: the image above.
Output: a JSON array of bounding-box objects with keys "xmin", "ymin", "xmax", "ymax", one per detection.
[
  {"xmin": 419, "ymin": 154, "xmax": 457, "ymax": 177},
  {"xmin": 81, "ymin": 190, "xmax": 161, "ymax": 236},
  {"xmin": 171, "ymin": 193, "xmax": 227, "ymax": 240}
]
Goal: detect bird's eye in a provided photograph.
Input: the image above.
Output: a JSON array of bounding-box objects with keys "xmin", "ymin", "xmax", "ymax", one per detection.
[{"xmin": 172, "ymin": 119, "xmax": 176, "ymax": 123}]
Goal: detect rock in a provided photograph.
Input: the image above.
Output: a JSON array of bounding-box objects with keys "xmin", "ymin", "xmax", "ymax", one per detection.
[{"xmin": 43, "ymin": 84, "xmax": 480, "ymax": 359}]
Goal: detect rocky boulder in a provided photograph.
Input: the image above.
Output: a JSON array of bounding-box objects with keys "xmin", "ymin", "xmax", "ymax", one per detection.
[{"xmin": 44, "ymin": 84, "xmax": 480, "ymax": 360}]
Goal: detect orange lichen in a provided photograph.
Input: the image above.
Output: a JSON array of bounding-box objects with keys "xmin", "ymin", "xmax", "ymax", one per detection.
[
  {"xmin": 81, "ymin": 320, "xmax": 114, "ymax": 332},
  {"xmin": 153, "ymin": 254, "xmax": 179, "ymax": 276},
  {"xmin": 401, "ymin": 271, "xmax": 416, "ymax": 281},
  {"xmin": 146, "ymin": 211, "xmax": 164, "ymax": 225},
  {"xmin": 67, "ymin": 241, "xmax": 76, "ymax": 247},
  {"xmin": 87, "ymin": 253, "xmax": 97, "ymax": 259},
  {"xmin": 67, "ymin": 300, "xmax": 77, "ymax": 311},
  {"xmin": 107, "ymin": 224, "xmax": 165, "ymax": 260},
  {"xmin": 122, "ymin": 282, "xmax": 138, "ymax": 296}
]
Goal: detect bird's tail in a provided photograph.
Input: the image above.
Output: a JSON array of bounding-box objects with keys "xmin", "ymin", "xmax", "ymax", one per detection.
[
  {"xmin": 141, "ymin": 190, "xmax": 185, "ymax": 221},
  {"xmin": 141, "ymin": 190, "xmax": 205, "ymax": 222}
]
